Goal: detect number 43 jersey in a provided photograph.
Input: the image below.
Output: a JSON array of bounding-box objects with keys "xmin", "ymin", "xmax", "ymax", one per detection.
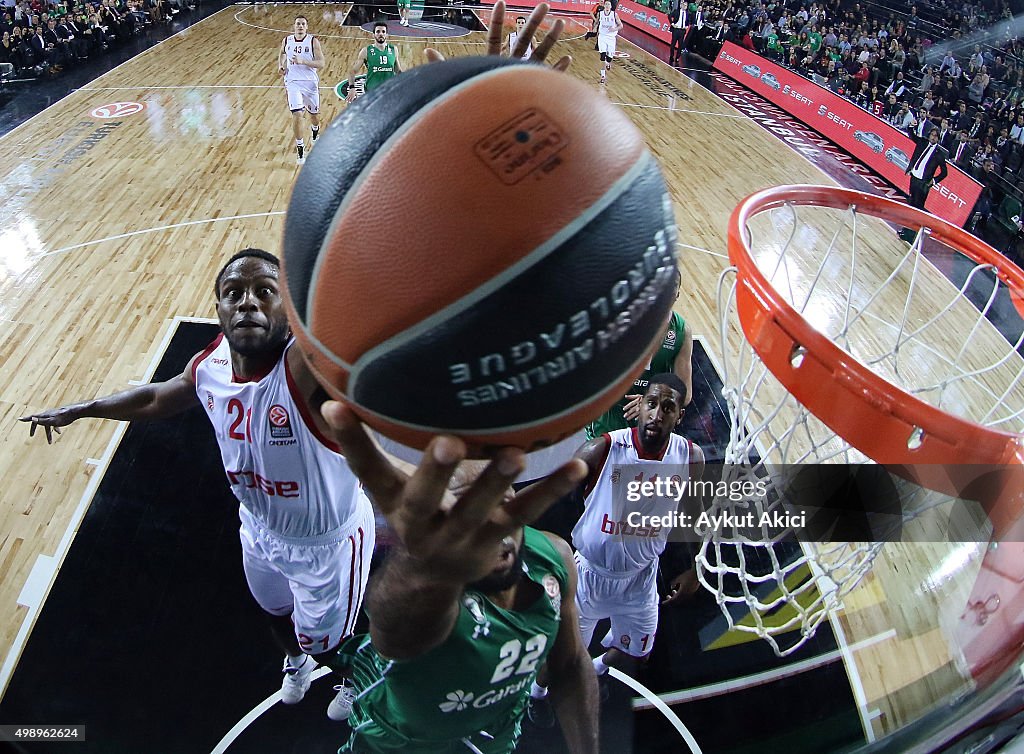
[
  {"xmin": 339, "ymin": 528, "xmax": 568, "ymax": 751},
  {"xmin": 192, "ymin": 335, "xmax": 365, "ymax": 539}
]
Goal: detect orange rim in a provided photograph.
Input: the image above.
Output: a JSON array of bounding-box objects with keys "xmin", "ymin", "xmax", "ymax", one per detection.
[{"xmin": 727, "ymin": 185, "xmax": 1024, "ymax": 528}]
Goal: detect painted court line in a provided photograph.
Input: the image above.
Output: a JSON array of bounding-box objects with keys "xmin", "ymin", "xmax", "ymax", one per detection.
[
  {"xmin": 631, "ymin": 628, "xmax": 897, "ymax": 709},
  {"xmin": 39, "ymin": 211, "xmax": 284, "ymax": 258},
  {"xmin": 211, "ymin": 666, "xmax": 332, "ymax": 753},
  {"xmin": 0, "ymin": 317, "xmax": 209, "ymax": 699},
  {"xmin": 610, "ymin": 667, "xmax": 703, "ymax": 753}
]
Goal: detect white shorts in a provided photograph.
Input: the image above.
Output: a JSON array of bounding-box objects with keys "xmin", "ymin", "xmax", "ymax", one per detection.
[
  {"xmin": 285, "ymin": 79, "xmax": 320, "ymax": 114},
  {"xmin": 239, "ymin": 500, "xmax": 374, "ymax": 655},
  {"xmin": 598, "ymin": 34, "xmax": 617, "ymax": 56},
  {"xmin": 575, "ymin": 552, "xmax": 659, "ymax": 657}
]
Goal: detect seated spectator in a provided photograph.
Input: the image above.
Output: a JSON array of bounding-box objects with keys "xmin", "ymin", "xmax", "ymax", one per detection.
[
  {"xmin": 1005, "ymin": 144, "xmax": 1023, "ymax": 175},
  {"xmin": 950, "ymin": 130, "xmax": 976, "ymax": 168},
  {"xmin": 967, "ymin": 71, "xmax": 987, "ymax": 104},
  {"xmin": 885, "ymin": 70, "xmax": 906, "ymax": 98}
]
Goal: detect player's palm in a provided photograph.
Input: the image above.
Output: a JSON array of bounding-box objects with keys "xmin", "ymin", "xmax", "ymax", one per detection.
[{"xmin": 323, "ymin": 402, "xmax": 586, "ymax": 585}]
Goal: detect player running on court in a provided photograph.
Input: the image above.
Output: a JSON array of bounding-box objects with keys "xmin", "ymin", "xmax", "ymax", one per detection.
[
  {"xmin": 279, "ymin": 15, "xmax": 325, "ymax": 165},
  {"xmin": 347, "ymin": 20, "xmax": 402, "ymax": 103},
  {"xmin": 595, "ymin": 0, "xmax": 622, "ymax": 83}
]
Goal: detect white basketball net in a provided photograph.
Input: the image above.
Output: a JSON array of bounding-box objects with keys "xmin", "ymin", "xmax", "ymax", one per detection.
[{"xmin": 696, "ymin": 198, "xmax": 1024, "ymax": 657}]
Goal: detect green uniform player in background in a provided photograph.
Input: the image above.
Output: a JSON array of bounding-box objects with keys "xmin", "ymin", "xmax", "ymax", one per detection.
[
  {"xmin": 319, "ymin": 406, "xmax": 599, "ymax": 754},
  {"xmin": 586, "ymin": 306, "xmax": 693, "ymax": 440},
  {"xmin": 347, "ymin": 20, "xmax": 403, "ymax": 102},
  {"xmin": 397, "ymin": 0, "xmax": 412, "ymax": 27}
]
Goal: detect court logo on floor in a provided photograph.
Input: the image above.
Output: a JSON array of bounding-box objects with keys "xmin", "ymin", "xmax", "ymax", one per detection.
[{"xmin": 90, "ymin": 101, "xmax": 146, "ymax": 119}]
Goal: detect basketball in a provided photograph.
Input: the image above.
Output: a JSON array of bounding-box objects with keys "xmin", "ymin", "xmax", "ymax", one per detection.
[{"xmin": 281, "ymin": 55, "xmax": 678, "ymax": 454}]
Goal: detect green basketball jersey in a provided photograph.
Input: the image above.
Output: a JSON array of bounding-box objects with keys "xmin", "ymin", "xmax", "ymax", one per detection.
[
  {"xmin": 338, "ymin": 528, "xmax": 568, "ymax": 754},
  {"xmin": 365, "ymin": 44, "xmax": 398, "ymax": 91},
  {"xmin": 586, "ymin": 311, "xmax": 687, "ymax": 440}
]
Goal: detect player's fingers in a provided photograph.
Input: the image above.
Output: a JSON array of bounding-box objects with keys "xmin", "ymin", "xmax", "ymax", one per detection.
[
  {"xmin": 530, "ymin": 16, "xmax": 562, "ymax": 61},
  {"xmin": 482, "ymin": 459, "xmax": 587, "ymax": 538},
  {"xmin": 45, "ymin": 425, "xmax": 52, "ymax": 444},
  {"xmin": 321, "ymin": 401, "xmax": 405, "ymax": 509},
  {"xmin": 516, "ymin": 2, "xmax": 549, "ymax": 58},
  {"xmin": 448, "ymin": 448, "xmax": 525, "ymax": 529},
  {"xmin": 402, "ymin": 436, "xmax": 466, "ymax": 520},
  {"xmin": 551, "ymin": 54, "xmax": 572, "ymax": 72},
  {"xmin": 424, "ymin": 47, "xmax": 445, "ymax": 63},
  {"xmin": 486, "ymin": 0, "xmax": 506, "ymax": 55}
]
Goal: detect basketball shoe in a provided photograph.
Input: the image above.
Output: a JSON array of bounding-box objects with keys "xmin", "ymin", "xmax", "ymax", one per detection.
[
  {"xmin": 296, "ymin": 144, "xmax": 305, "ymax": 165},
  {"xmin": 280, "ymin": 654, "xmax": 313, "ymax": 704},
  {"xmin": 327, "ymin": 683, "xmax": 355, "ymax": 721}
]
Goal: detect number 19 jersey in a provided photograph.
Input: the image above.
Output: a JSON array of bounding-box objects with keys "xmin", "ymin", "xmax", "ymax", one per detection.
[{"xmin": 192, "ymin": 335, "xmax": 366, "ymax": 539}]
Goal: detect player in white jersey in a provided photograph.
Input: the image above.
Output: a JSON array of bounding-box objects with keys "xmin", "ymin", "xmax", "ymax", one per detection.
[
  {"xmin": 279, "ymin": 16, "xmax": 325, "ymax": 165},
  {"xmin": 595, "ymin": 0, "xmax": 622, "ymax": 83},
  {"xmin": 527, "ymin": 374, "xmax": 703, "ymax": 722},
  {"xmin": 504, "ymin": 16, "xmax": 533, "ymax": 59},
  {"xmin": 22, "ymin": 248, "xmax": 373, "ymax": 722}
]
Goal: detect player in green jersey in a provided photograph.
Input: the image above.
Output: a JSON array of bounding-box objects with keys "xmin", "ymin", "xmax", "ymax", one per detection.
[
  {"xmin": 397, "ymin": 0, "xmax": 411, "ymax": 27},
  {"xmin": 322, "ymin": 403, "xmax": 599, "ymax": 753},
  {"xmin": 586, "ymin": 269, "xmax": 693, "ymax": 439},
  {"xmin": 347, "ymin": 20, "xmax": 403, "ymax": 102}
]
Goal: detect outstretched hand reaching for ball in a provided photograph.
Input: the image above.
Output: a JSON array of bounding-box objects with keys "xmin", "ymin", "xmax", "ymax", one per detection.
[
  {"xmin": 321, "ymin": 401, "xmax": 586, "ymax": 585},
  {"xmin": 425, "ymin": 1, "xmax": 571, "ymax": 71}
]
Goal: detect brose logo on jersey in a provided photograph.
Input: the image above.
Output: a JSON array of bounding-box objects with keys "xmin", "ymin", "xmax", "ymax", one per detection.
[{"xmin": 663, "ymin": 328, "xmax": 677, "ymax": 347}]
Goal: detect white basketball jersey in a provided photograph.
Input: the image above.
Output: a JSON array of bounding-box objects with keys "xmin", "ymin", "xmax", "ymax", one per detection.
[
  {"xmin": 573, "ymin": 427, "xmax": 692, "ymax": 572},
  {"xmin": 285, "ymin": 34, "xmax": 318, "ymax": 83},
  {"xmin": 193, "ymin": 336, "xmax": 365, "ymax": 539},
  {"xmin": 598, "ymin": 10, "xmax": 618, "ymax": 36},
  {"xmin": 508, "ymin": 31, "xmax": 532, "ymax": 60}
]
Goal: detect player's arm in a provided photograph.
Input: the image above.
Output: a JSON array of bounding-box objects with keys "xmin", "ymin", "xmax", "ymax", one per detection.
[
  {"xmin": 615, "ymin": 11, "xmax": 623, "ymax": 30},
  {"xmin": 675, "ymin": 325, "xmax": 694, "ymax": 407},
  {"xmin": 349, "ymin": 46, "xmax": 367, "ymax": 82},
  {"xmin": 20, "ymin": 352, "xmax": 203, "ymax": 443},
  {"xmin": 575, "ymin": 435, "xmax": 610, "ymax": 492},
  {"xmin": 394, "ymin": 47, "xmax": 404, "ymax": 74},
  {"xmin": 541, "ymin": 533, "xmax": 599, "ymax": 753},
  {"xmin": 278, "ymin": 36, "xmax": 288, "ymax": 73},
  {"xmin": 308, "ymin": 36, "xmax": 325, "ymax": 69}
]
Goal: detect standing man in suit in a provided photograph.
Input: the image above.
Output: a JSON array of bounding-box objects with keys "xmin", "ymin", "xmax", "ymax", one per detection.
[
  {"xmin": 905, "ymin": 127, "xmax": 948, "ymax": 211},
  {"xmin": 669, "ymin": 0, "xmax": 689, "ymax": 65}
]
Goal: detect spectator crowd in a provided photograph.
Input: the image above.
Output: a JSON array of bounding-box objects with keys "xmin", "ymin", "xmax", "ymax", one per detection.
[
  {"xmin": 0, "ymin": 0, "xmax": 190, "ymax": 77},
  {"xmin": 632, "ymin": 0, "xmax": 1023, "ymax": 243}
]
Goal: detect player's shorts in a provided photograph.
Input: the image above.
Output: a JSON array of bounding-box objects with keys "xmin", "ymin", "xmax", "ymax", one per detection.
[
  {"xmin": 598, "ymin": 33, "xmax": 617, "ymax": 56},
  {"xmin": 285, "ymin": 78, "xmax": 320, "ymax": 114},
  {"xmin": 239, "ymin": 500, "xmax": 374, "ymax": 654},
  {"xmin": 574, "ymin": 552, "xmax": 658, "ymax": 658}
]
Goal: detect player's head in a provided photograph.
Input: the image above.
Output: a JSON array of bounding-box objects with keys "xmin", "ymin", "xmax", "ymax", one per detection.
[
  {"xmin": 214, "ymin": 249, "xmax": 290, "ymax": 358},
  {"xmin": 293, "ymin": 15, "xmax": 307, "ymax": 35},
  {"xmin": 469, "ymin": 530, "xmax": 525, "ymax": 594},
  {"xmin": 515, "ymin": 15, "xmax": 526, "ymax": 29},
  {"xmin": 638, "ymin": 374, "xmax": 687, "ymax": 453},
  {"xmin": 374, "ymin": 20, "xmax": 388, "ymax": 42},
  {"xmin": 603, "ymin": 0, "xmax": 612, "ymax": 10}
]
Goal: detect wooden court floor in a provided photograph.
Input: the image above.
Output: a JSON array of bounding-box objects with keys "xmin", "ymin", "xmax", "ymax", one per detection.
[{"xmin": 1, "ymin": 2, "xmax": 1020, "ymax": 749}]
